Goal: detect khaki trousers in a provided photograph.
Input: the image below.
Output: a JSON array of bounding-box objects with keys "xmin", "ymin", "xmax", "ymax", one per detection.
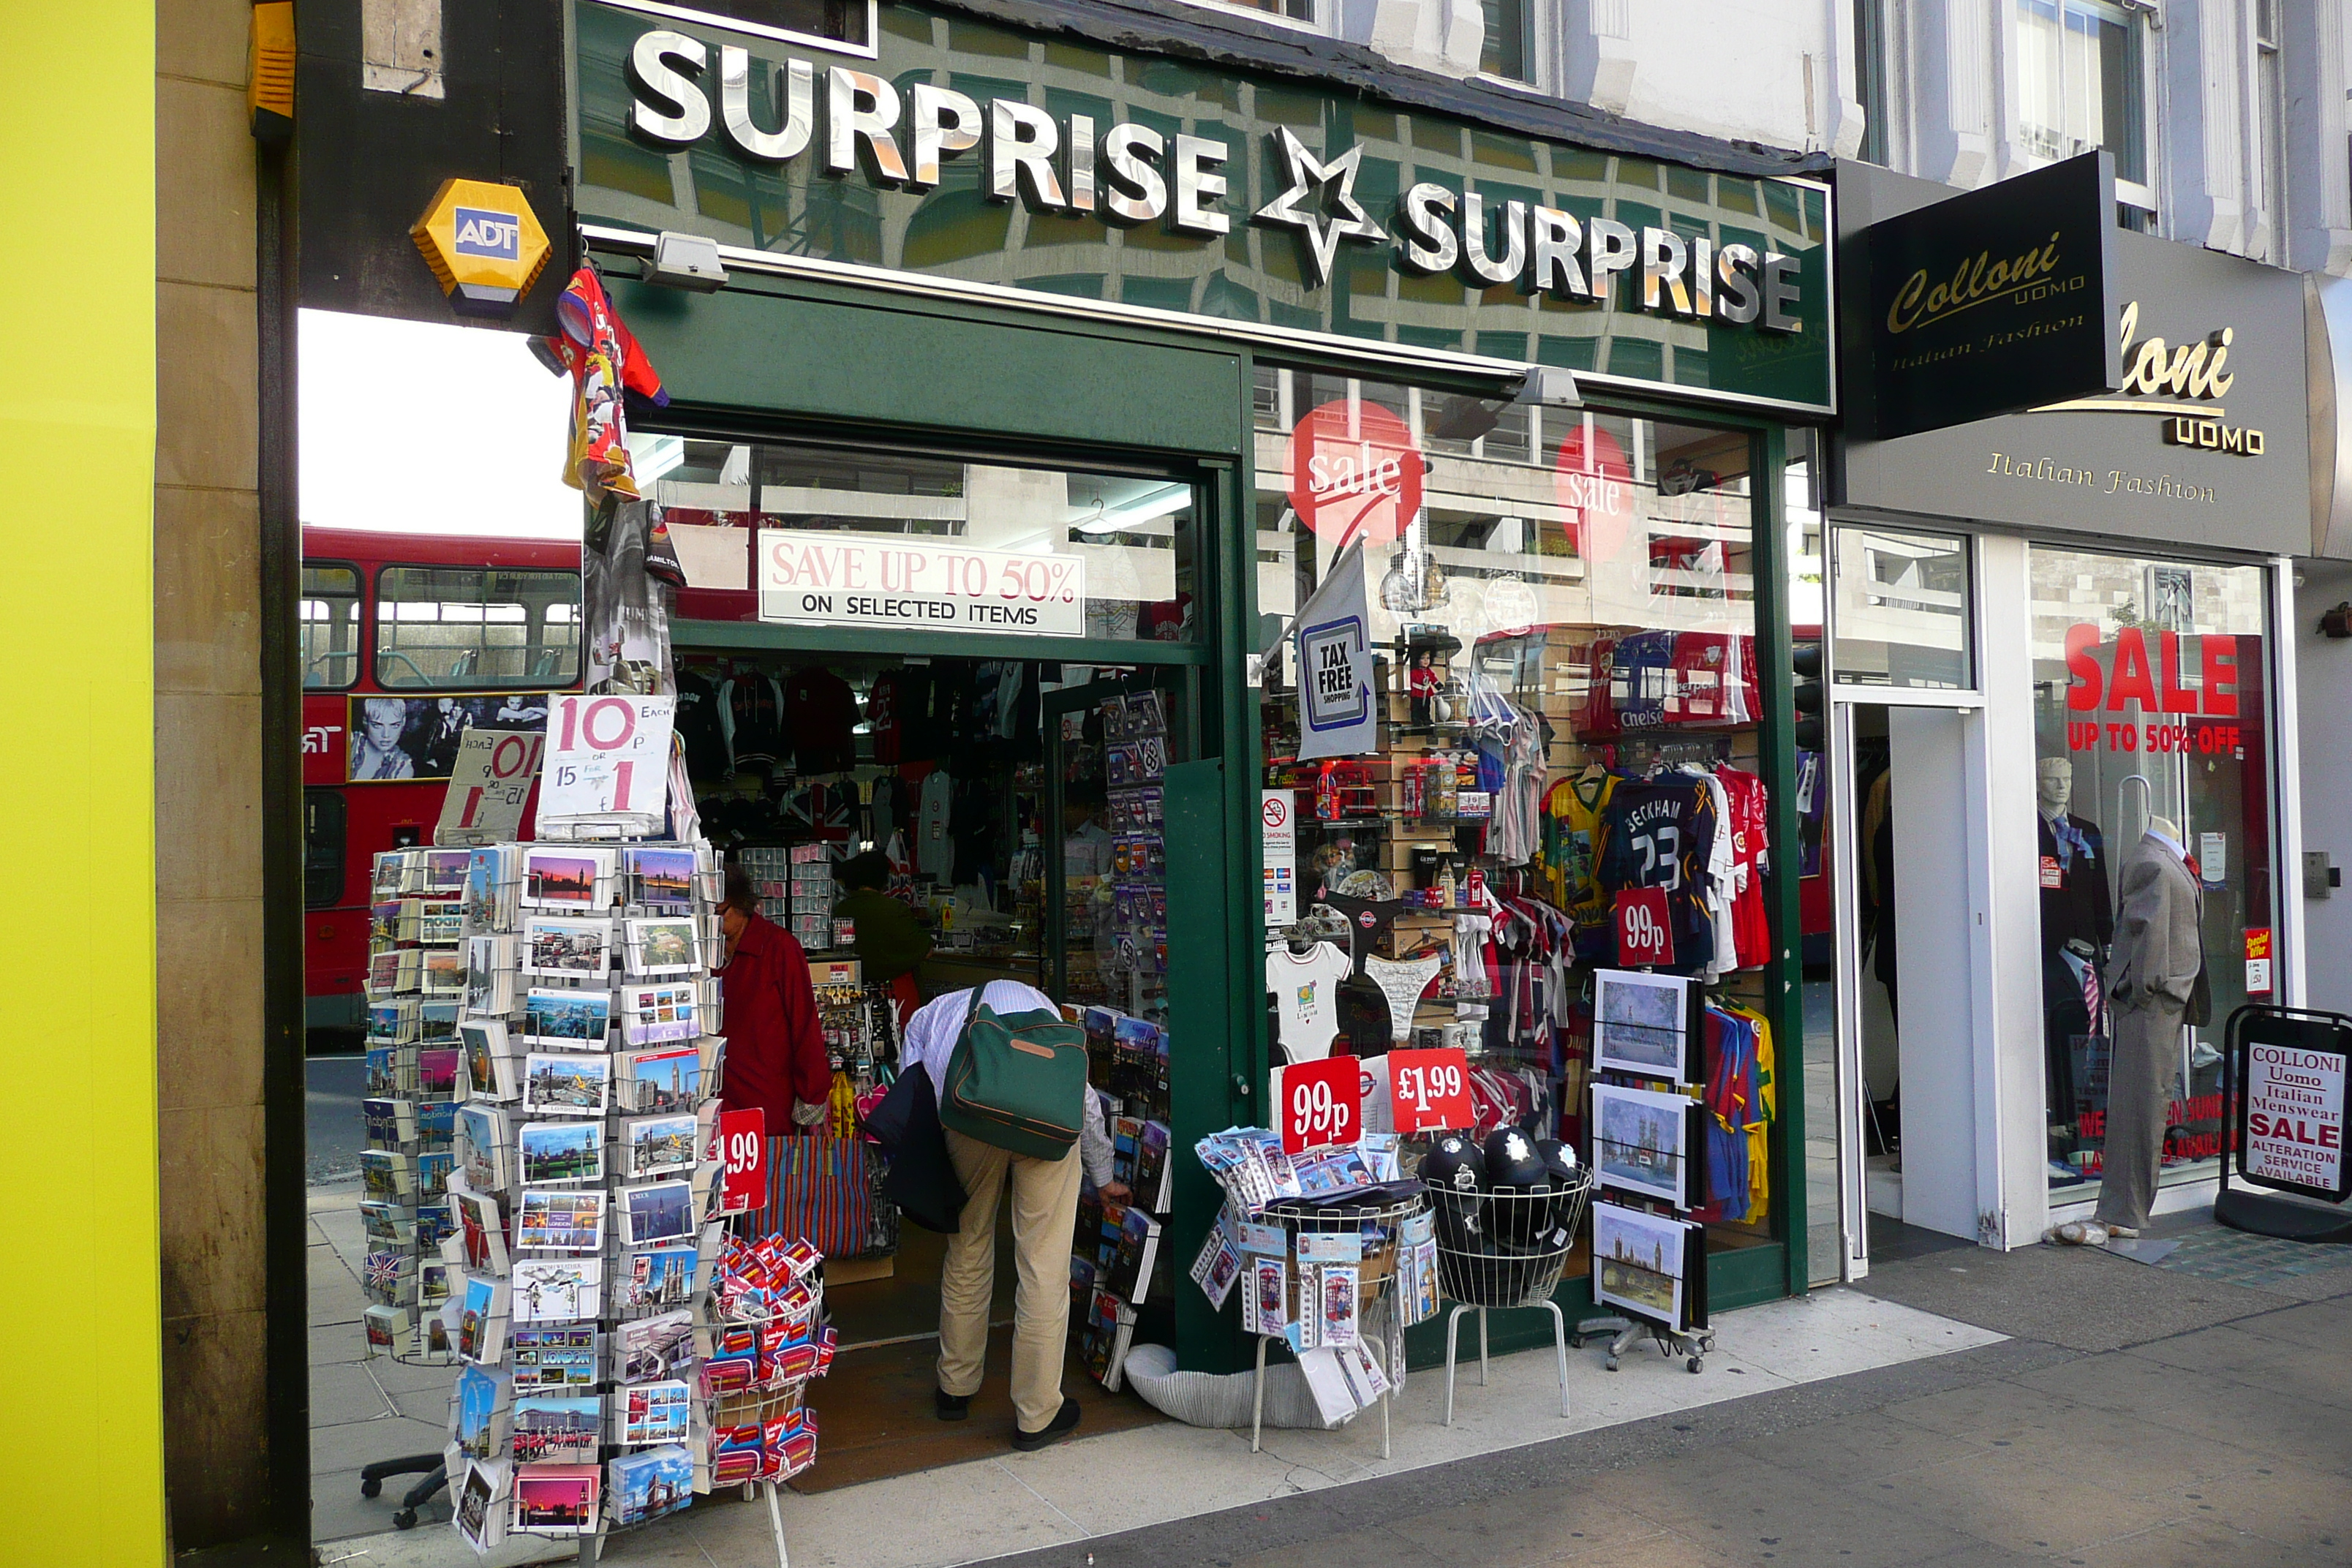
[{"xmin": 938, "ymin": 1128, "xmax": 1083, "ymax": 1433}]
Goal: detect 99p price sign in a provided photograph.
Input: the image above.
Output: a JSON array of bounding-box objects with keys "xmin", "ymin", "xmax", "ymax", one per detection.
[
  {"xmin": 1275, "ymin": 1056, "xmax": 1361, "ymax": 1154},
  {"xmin": 713, "ymin": 1108, "xmax": 767, "ymax": 1216},
  {"xmin": 1387, "ymin": 1048, "xmax": 1474, "ymax": 1134},
  {"xmin": 1615, "ymin": 888, "xmax": 1676, "ymax": 968},
  {"xmin": 536, "ymin": 693, "xmax": 676, "ymax": 826}
]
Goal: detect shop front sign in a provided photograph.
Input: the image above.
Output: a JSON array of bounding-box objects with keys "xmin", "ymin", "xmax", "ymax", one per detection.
[
  {"xmin": 1852, "ymin": 152, "xmax": 2119, "ymax": 440},
  {"xmin": 1838, "ymin": 159, "xmax": 2312, "ymax": 557},
  {"xmin": 572, "ymin": 1, "xmax": 1834, "ymax": 412},
  {"xmin": 755, "ymin": 531, "xmax": 1087, "ymax": 636}
]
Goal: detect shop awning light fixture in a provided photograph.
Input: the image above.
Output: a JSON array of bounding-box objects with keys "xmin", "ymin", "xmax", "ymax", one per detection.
[{"xmin": 641, "ymin": 230, "xmax": 729, "ymax": 291}]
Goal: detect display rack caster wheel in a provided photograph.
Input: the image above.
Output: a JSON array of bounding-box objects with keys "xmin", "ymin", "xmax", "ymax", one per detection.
[
  {"xmin": 361, "ymin": 1477, "xmax": 383, "ymax": 1500},
  {"xmin": 1687, "ymin": 1356, "xmax": 1703, "ymax": 1373},
  {"xmin": 393, "ymin": 1508, "xmax": 418, "ymax": 1530},
  {"xmin": 1605, "ymin": 1354, "xmax": 1619, "ymax": 1371}
]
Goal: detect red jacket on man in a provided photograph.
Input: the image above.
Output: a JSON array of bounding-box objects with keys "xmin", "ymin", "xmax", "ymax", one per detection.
[{"xmin": 718, "ymin": 911, "xmax": 832, "ymax": 1135}]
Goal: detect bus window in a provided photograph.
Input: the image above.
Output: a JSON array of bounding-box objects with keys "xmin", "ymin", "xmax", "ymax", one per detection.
[
  {"xmin": 302, "ymin": 562, "xmax": 362, "ymax": 690},
  {"xmin": 304, "ymin": 788, "xmax": 347, "ymax": 908},
  {"xmin": 375, "ymin": 564, "xmax": 581, "ymax": 689}
]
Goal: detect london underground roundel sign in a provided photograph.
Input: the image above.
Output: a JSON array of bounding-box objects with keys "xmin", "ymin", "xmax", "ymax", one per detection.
[{"xmin": 1287, "ymin": 400, "xmax": 1425, "ymax": 550}]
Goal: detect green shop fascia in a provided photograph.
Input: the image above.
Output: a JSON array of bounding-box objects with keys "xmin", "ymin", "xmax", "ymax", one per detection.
[{"xmin": 567, "ymin": 0, "xmax": 1836, "ymax": 1371}]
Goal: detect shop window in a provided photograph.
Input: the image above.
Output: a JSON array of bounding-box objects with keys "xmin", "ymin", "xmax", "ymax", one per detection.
[
  {"xmin": 748, "ymin": 443, "xmax": 1198, "ymax": 642},
  {"xmin": 302, "ymin": 562, "xmax": 363, "ymax": 690},
  {"xmin": 1256, "ymin": 366, "xmax": 1783, "ymax": 1268},
  {"xmin": 2016, "ymin": 0, "xmax": 2148, "ymax": 191},
  {"xmin": 374, "ymin": 565, "xmax": 582, "ymax": 690},
  {"xmin": 1829, "ymin": 527, "xmax": 1972, "ymax": 690},
  {"xmin": 304, "ymin": 787, "xmax": 347, "ymax": 908},
  {"xmin": 2028, "ymin": 548, "xmax": 2271, "ymax": 1204}
]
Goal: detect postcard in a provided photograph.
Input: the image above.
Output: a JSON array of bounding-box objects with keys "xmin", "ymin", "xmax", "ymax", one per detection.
[
  {"xmin": 359, "ymin": 1149, "xmax": 412, "ymax": 1201},
  {"xmin": 372, "ymin": 849, "xmax": 413, "ymax": 899},
  {"xmin": 1592, "ymin": 968, "xmax": 1694, "ymax": 1082},
  {"xmin": 366, "ymin": 996, "xmax": 419, "ymax": 1044},
  {"xmin": 423, "ymin": 847, "xmax": 474, "ymax": 894},
  {"xmin": 614, "ymin": 1245, "xmax": 698, "ymax": 1311},
  {"xmin": 523, "ymin": 916, "xmax": 613, "ymax": 979},
  {"xmin": 421, "ymin": 945, "xmax": 468, "ymax": 995},
  {"xmin": 620, "ymin": 1379, "xmax": 692, "ymax": 1447},
  {"xmin": 1246, "ymin": 1255, "xmax": 1287, "ymax": 1338},
  {"xmin": 625, "ymin": 847, "xmax": 697, "ymax": 911},
  {"xmin": 457, "ymin": 1273, "xmax": 509, "ymax": 1365},
  {"xmin": 366, "ymin": 947, "xmax": 418, "ymax": 998},
  {"xmin": 465, "ymin": 934, "xmax": 516, "ymax": 1016},
  {"xmin": 619, "ymin": 981, "xmax": 698, "ymax": 1046},
  {"xmin": 512, "ymin": 1256, "xmax": 605, "ymax": 1324},
  {"xmin": 418, "ymin": 899, "xmax": 467, "ymax": 945},
  {"xmin": 522, "ymin": 846, "xmax": 613, "ymax": 913},
  {"xmin": 516, "ymin": 1189, "xmax": 606, "ymax": 1254},
  {"xmin": 455, "ymin": 1365, "xmax": 508, "ymax": 1461},
  {"xmin": 625, "ymin": 916, "xmax": 700, "ymax": 978},
  {"xmin": 360, "ymin": 1199, "xmax": 415, "ymax": 1249},
  {"xmin": 512, "ymin": 1462, "xmax": 600, "ymax": 1537},
  {"xmin": 416, "ymin": 1150, "xmax": 455, "ymax": 1202},
  {"xmin": 419, "ymin": 999, "xmax": 463, "ymax": 1044},
  {"xmin": 1590, "ymin": 1200, "xmax": 1690, "ymax": 1328},
  {"xmin": 615, "ymin": 1044, "xmax": 699, "ymax": 1115},
  {"xmin": 460, "ymin": 1019, "xmax": 514, "ymax": 1102},
  {"xmin": 524, "ymin": 987, "xmax": 612, "ymax": 1050},
  {"xmin": 453, "ymin": 1456, "xmax": 510, "ymax": 1551},
  {"xmin": 523, "ymin": 1052, "xmax": 611, "ymax": 1116},
  {"xmin": 1591, "ymin": 1082, "xmax": 1695, "ymax": 1207},
  {"xmin": 517, "ymin": 1117, "xmax": 603, "ymax": 1186},
  {"xmin": 419, "ymin": 1259, "xmax": 452, "ymax": 1308},
  {"xmin": 620, "ymin": 1180, "xmax": 696, "ymax": 1248},
  {"xmin": 511, "ymin": 1326, "xmax": 599, "ymax": 1390},
  {"xmin": 621, "ymin": 1114, "xmax": 698, "ymax": 1180},
  {"xmin": 465, "ymin": 845, "xmax": 518, "ymax": 933},
  {"xmin": 362, "ymin": 1303, "xmax": 409, "ymax": 1358},
  {"xmin": 617, "ymin": 1309, "xmax": 696, "ymax": 1384},
  {"xmin": 453, "ymin": 1187, "xmax": 510, "ymax": 1275},
  {"xmin": 363, "ymin": 1045, "xmax": 404, "ymax": 1097},
  {"xmin": 513, "ymin": 1392, "xmax": 602, "ymax": 1465},
  {"xmin": 608, "ymin": 1445, "xmax": 691, "ymax": 1527},
  {"xmin": 1318, "ymin": 1264, "xmax": 1360, "ymax": 1348},
  {"xmin": 362, "ymin": 1096, "xmax": 415, "ymax": 1149}
]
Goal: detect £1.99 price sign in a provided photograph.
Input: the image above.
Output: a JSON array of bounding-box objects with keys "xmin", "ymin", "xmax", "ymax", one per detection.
[
  {"xmin": 536, "ymin": 693, "xmax": 676, "ymax": 826},
  {"xmin": 1275, "ymin": 1056, "xmax": 1361, "ymax": 1154},
  {"xmin": 713, "ymin": 1108, "xmax": 767, "ymax": 1216},
  {"xmin": 1615, "ymin": 887, "xmax": 1675, "ymax": 967},
  {"xmin": 1387, "ymin": 1048, "xmax": 1474, "ymax": 1134}
]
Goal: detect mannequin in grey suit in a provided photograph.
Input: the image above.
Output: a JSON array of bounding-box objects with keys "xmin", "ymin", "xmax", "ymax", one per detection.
[{"xmin": 2095, "ymin": 826, "xmax": 2210, "ymax": 1234}]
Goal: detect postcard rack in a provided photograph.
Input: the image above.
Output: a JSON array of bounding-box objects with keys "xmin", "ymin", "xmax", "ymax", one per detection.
[{"xmin": 356, "ymin": 836, "xmax": 821, "ymax": 1565}]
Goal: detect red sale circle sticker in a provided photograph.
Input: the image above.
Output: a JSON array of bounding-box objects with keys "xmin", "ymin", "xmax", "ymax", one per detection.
[
  {"xmin": 1287, "ymin": 399, "xmax": 1425, "ymax": 550},
  {"xmin": 1556, "ymin": 423, "xmax": 1635, "ymax": 565}
]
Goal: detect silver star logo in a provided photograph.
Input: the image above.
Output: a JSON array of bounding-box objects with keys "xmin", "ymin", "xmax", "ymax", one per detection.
[{"xmin": 1252, "ymin": 127, "xmax": 1387, "ymax": 290}]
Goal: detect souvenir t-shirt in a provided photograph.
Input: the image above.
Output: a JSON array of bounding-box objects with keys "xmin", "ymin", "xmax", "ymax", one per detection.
[
  {"xmin": 1597, "ymin": 772, "xmax": 1722, "ymax": 973},
  {"xmin": 1267, "ymin": 942, "xmax": 1353, "ymax": 1063},
  {"xmin": 1542, "ymin": 773, "xmax": 1616, "ymax": 930},
  {"xmin": 784, "ymin": 667, "xmax": 860, "ymax": 774},
  {"xmin": 720, "ymin": 668, "xmax": 785, "ymax": 766}
]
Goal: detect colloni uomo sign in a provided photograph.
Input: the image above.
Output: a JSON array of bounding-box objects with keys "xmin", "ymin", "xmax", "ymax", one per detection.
[{"xmin": 572, "ymin": 1, "xmax": 1834, "ymax": 412}]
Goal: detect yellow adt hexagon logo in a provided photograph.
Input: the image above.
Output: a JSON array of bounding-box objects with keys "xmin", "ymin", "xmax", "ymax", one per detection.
[{"xmin": 411, "ymin": 178, "xmax": 552, "ymax": 314}]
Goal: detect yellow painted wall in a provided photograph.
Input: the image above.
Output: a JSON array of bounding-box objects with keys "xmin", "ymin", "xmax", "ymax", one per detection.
[{"xmin": 0, "ymin": 0, "xmax": 167, "ymax": 1561}]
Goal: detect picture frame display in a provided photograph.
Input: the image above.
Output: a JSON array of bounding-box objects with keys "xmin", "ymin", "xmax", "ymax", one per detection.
[
  {"xmin": 1590, "ymin": 1201, "xmax": 1703, "ymax": 1332},
  {"xmin": 1591, "ymin": 968, "xmax": 1695, "ymax": 1082},
  {"xmin": 1590, "ymin": 1082, "xmax": 1699, "ymax": 1207}
]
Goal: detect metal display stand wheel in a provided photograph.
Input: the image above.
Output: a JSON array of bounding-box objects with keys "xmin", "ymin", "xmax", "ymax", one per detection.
[
  {"xmin": 358, "ymin": 1452, "xmax": 445, "ymax": 1529},
  {"xmin": 1247, "ymin": 1191, "xmax": 1428, "ymax": 1460},
  {"xmin": 1426, "ymin": 1172, "xmax": 1591, "ymax": 1425},
  {"xmin": 1591, "ymin": 1317, "xmax": 1714, "ymax": 1373}
]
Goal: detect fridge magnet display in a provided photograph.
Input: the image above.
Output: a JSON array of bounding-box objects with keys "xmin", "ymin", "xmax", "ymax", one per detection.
[
  {"xmin": 625, "ymin": 917, "xmax": 700, "ymax": 977},
  {"xmin": 516, "ymin": 1189, "xmax": 606, "ymax": 1253},
  {"xmin": 609, "ymin": 1445, "xmax": 692, "ymax": 1526},
  {"xmin": 1591, "ymin": 1201, "xmax": 1696, "ymax": 1328},
  {"xmin": 620, "ymin": 1180, "xmax": 696, "ymax": 1247},
  {"xmin": 513, "ymin": 1392, "xmax": 603, "ymax": 1464},
  {"xmin": 522, "ymin": 848, "xmax": 613, "ymax": 911},
  {"xmin": 620, "ymin": 1379, "xmax": 692, "ymax": 1446},
  {"xmin": 513, "ymin": 1257, "xmax": 604, "ymax": 1323},
  {"xmin": 621, "ymin": 1114, "xmax": 698, "ymax": 1179},
  {"xmin": 524, "ymin": 988, "xmax": 612, "ymax": 1049},
  {"xmin": 524, "ymin": 916, "xmax": 612, "ymax": 978},
  {"xmin": 524, "ymin": 1053, "xmax": 611, "ymax": 1115},
  {"xmin": 619, "ymin": 982, "xmax": 698, "ymax": 1045},
  {"xmin": 1591, "ymin": 1082, "xmax": 1697, "ymax": 1206},
  {"xmin": 625, "ymin": 847, "xmax": 696, "ymax": 910},
  {"xmin": 519, "ymin": 1119, "xmax": 604, "ymax": 1186},
  {"xmin": 513, "ymin": 1463, "xmax": 600, "ymax": 1537},
  {"xmin": 614, "ymin": 1245, "xmax": 698, "ymax": 1309},
  {"xmin": 511, "ymin": 1326, "xmax": 599, "ymax": 1389},
  {"xmin": 1592, "ymin": 968, "xmax": 1695, "ymax": 1081}
]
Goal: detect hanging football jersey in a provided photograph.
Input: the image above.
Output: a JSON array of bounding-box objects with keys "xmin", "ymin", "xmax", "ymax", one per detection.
[
  {"xmin": 1607, "ymin": 631, "xmax": 1678, "ymax": 731},
  {"xmin": 1541, "ymin": 772, "xmax": 1616, "ymax": 932},
  {"xmin": 1596, "ymin": 773, "xmax": 1721, "ymax": 973},
  {"xmin": 1719, "ymin": 765, "xmax": 1772, "ymax": 970},
  {"xmin": 1667, "ymin": 633, "xmax": 1759, "ymax": 727},
  {"xmin": 1578, "ymin": 638, "xmax": 1620, "ymax": 739}
]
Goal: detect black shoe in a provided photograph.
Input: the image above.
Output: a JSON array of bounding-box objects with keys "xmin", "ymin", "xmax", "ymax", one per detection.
[
  {"xmin": 935, "ymin": 1387, "xmax": 971, "ymax": 1422},
  {"xmin": 1011, "ymin": 1398, "xmax": 1081, "ymax": 1452}
]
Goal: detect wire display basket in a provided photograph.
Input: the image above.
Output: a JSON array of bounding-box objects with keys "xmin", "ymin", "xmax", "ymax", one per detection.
[{"xmin": 1426, "ymin": 1168, "xmax": 1593, "ymax": 1310}]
